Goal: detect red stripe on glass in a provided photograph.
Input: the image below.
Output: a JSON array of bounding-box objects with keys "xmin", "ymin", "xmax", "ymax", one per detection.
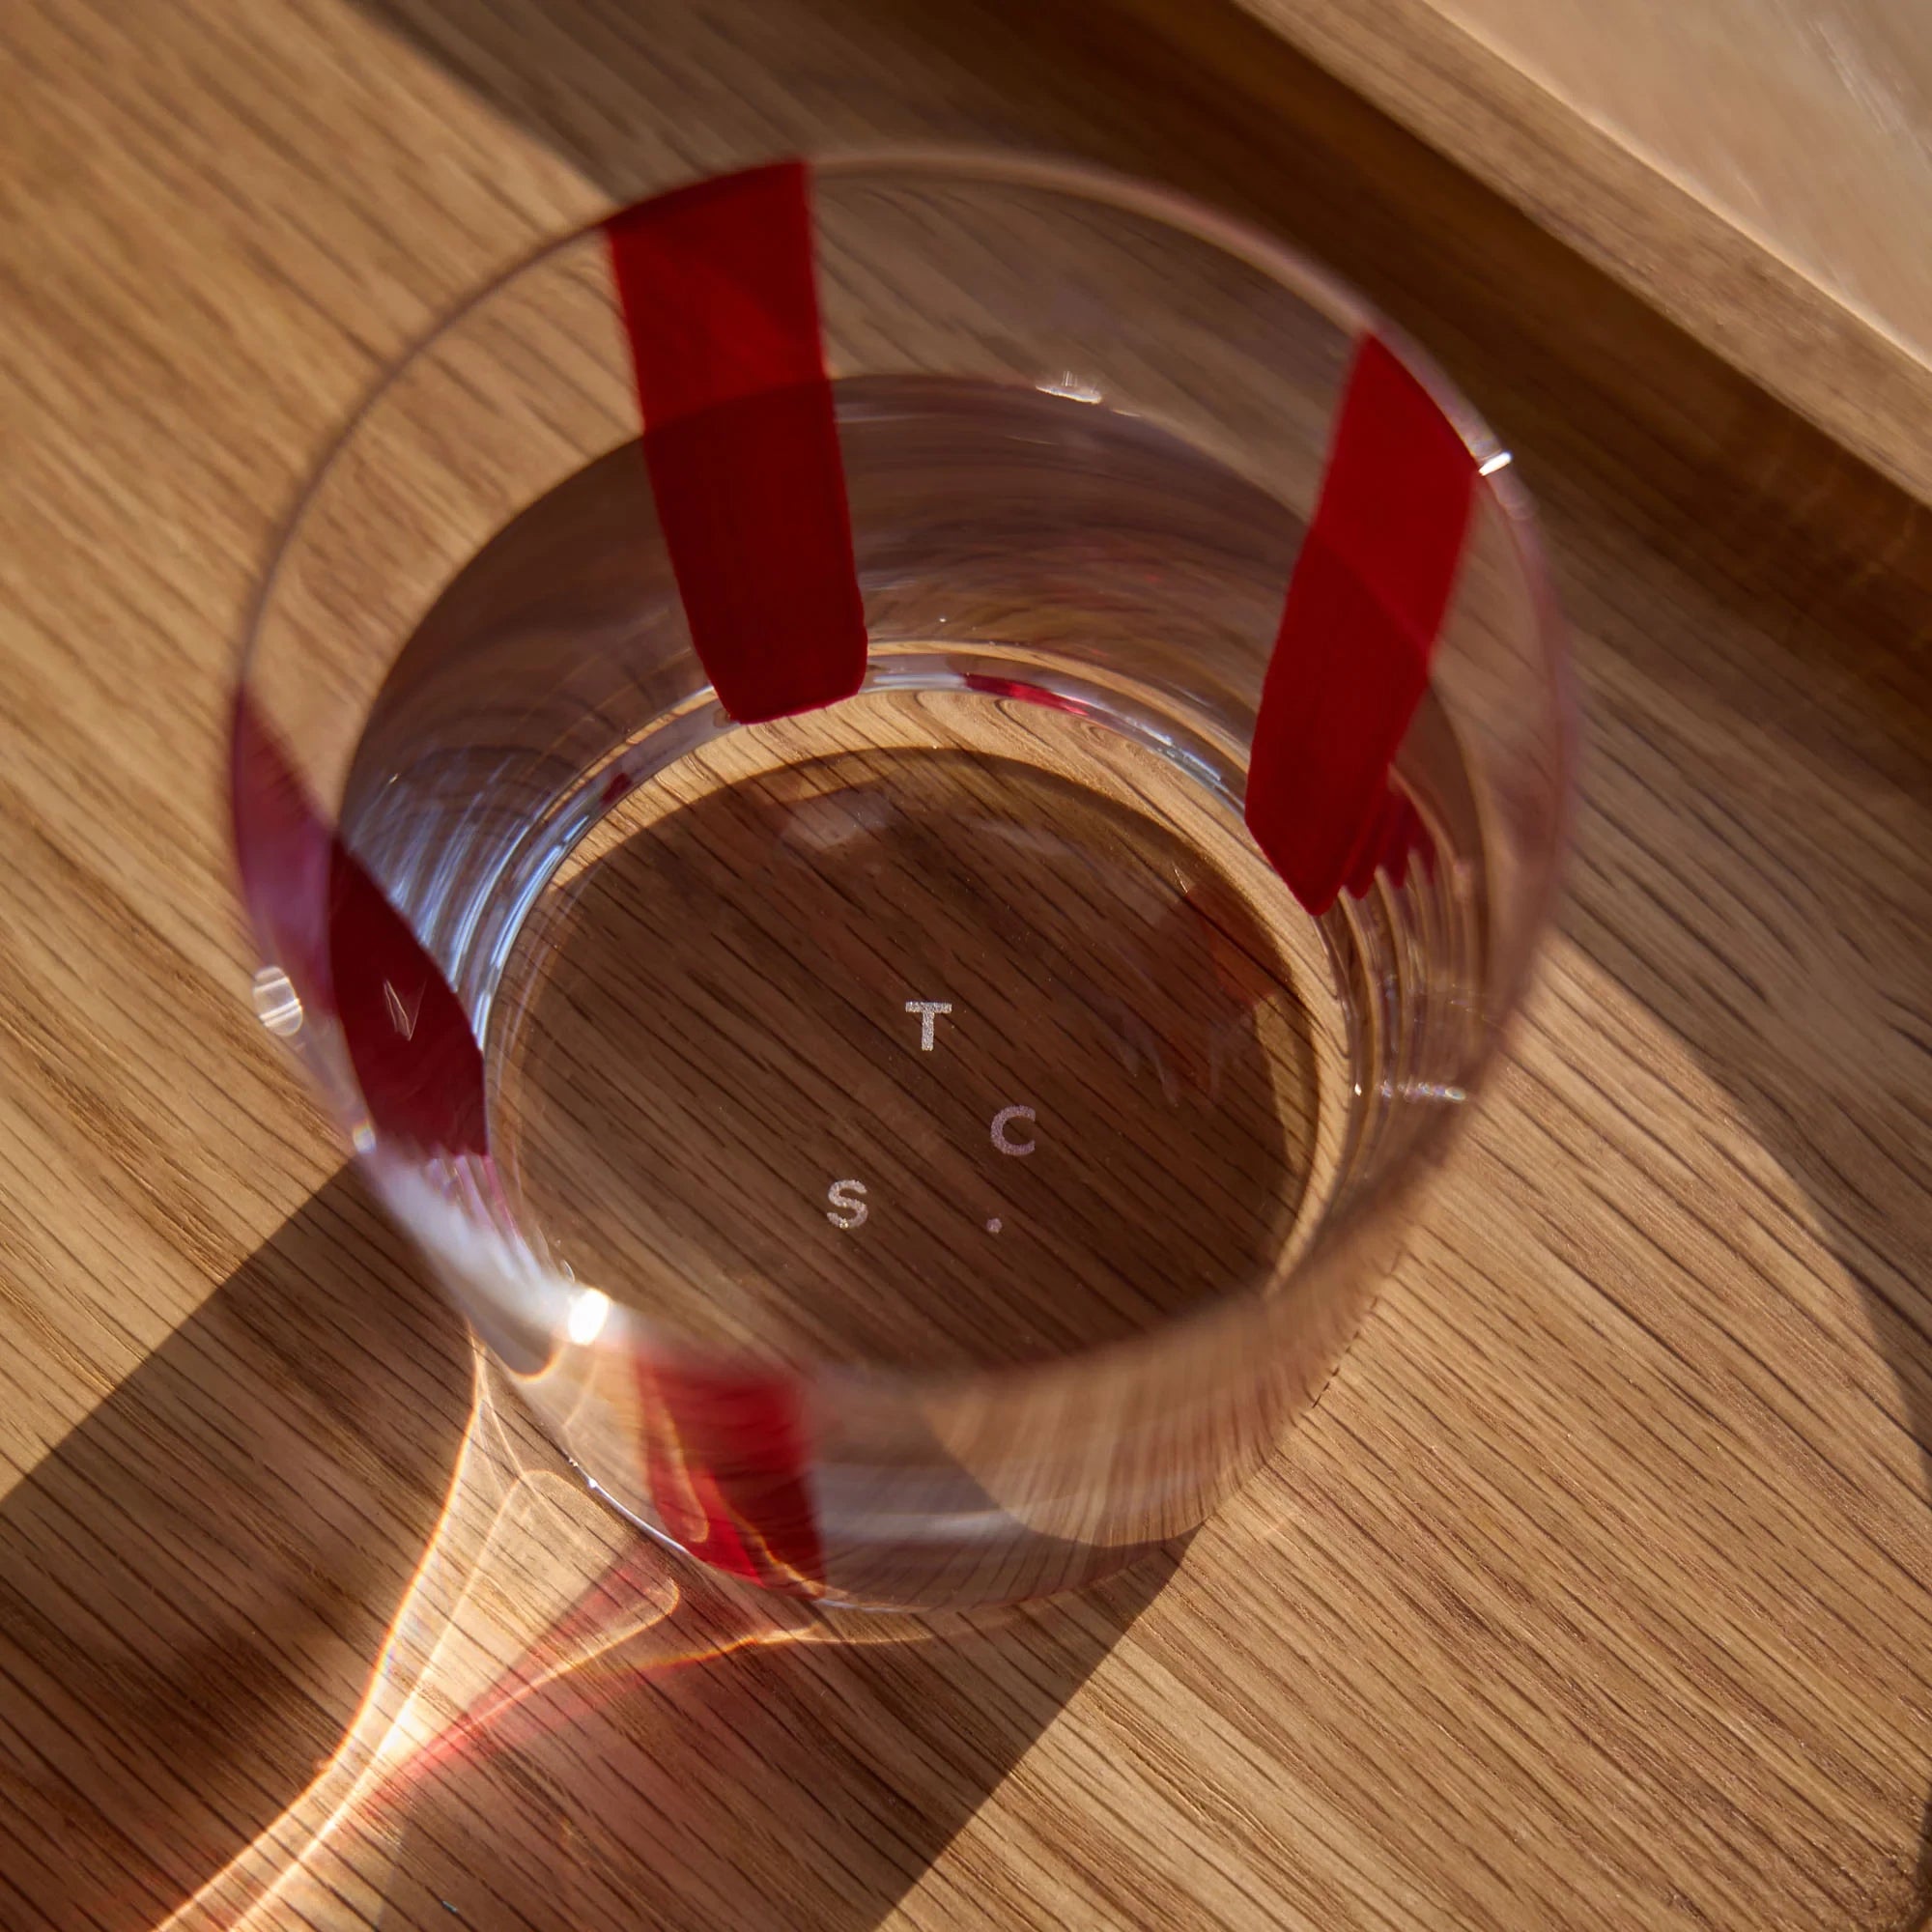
[
  {"xmin": 232, "ymin": 696, "xmax": 487, "ymax": 1154},
  {"xmin": 1245, "ymin": 334, "xmax": 1476, "ymax": 914},
  {"xmin": 638, "ymin": 1360, "xmax": 825, "ymax": 1595},
  {"xmin": 606, "ymin": 161, "xmax": 867, "ymax": 725}
]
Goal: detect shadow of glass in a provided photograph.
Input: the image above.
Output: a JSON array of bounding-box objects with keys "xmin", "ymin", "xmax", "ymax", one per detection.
[
  {"xmin": 0, "ymin": 1155, "xmax": 1179, "ymax": 1931},
  {"xmin": 356, "ymin": 1510, "xmax": 1179, "ymax": 1931},
  {"xmin": 142, "ymin": 1337, "xmax": 1179, "ymax": 1930},
  {"xmin": 0, "ymin": 1169, "xmax": 474, "ymax": 1932}
]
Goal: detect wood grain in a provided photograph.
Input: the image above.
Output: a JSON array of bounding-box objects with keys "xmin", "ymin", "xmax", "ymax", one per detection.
[
  {"xmin": 1, "ymin": 0, "xmax": 1929, "ymax": 1926},
  {"xmin": 1186, "ymin": 0, "xmax": 1932, "ymax": 511}
]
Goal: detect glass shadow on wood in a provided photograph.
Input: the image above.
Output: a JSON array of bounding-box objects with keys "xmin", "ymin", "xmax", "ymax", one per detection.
[
  {"xmin": 0, "ymin": 1164, "xmax": 1179, "ymax": 1930},
  {"xmin": 0, "ymin": 1171, "xmax": 474, "ymax": 1932},
  {"xmin": 358, "ymin": 1497, "xmax": 1181, "ymax": 1931}
]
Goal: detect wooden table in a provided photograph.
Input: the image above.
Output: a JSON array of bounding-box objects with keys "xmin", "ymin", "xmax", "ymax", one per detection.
[
  {"xmin": 1201, "ymin": 0, "xmax": 1932, "ymax": 511},
  {"xmin": 3, "ymin": 0, "xmax": 1930, "ymax": 1926}
]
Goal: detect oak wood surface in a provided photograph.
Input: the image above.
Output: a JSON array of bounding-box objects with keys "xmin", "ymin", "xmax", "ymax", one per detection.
[
  {"xmin": 1198, "ymin": 0, "xmax": 1932, "ymax": 511},
  {"xmin": 1, "ymin": 0, "xmax": 1930, "ymax": 1927}
]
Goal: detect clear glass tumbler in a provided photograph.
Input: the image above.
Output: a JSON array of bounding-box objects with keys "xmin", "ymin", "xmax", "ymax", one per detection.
[{"xmin": 233, "ymin": 153, "xmax": 1571, "ymax": 1610}]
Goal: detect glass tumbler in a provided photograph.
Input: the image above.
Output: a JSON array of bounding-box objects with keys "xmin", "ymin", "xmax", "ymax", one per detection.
[{"xmin": 233, "ymin": 154, "xmax": 1571, "ymax": 1610}]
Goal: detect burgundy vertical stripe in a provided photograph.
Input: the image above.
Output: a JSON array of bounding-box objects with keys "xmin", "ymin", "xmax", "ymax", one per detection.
[
  {"xmin": 232, "ymin": 696, "xmax": 487, "ymax": 1154},
  {"xmin": 638, "ymin": 1360, "xmax": 825, "ymax": 1594},
  {"xmin": 606, "ymin": 162, "xmax": 867, "ymax": 724},
  {"xmin": 232, "ymin": 694, "xmax": 336, "ymax": 1015},
  {"xmin": 1245, "ymin": 334, "xmax": 1477, "ymax": 914},
  {"xmin": 327, "ymin": 838, "xmax": 488, "ymax": 1155}
]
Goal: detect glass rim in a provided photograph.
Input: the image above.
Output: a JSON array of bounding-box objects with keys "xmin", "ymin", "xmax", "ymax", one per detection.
[{"xmin": 239, "ymin": 143, "xmax": 1565, "ymax": 706}]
